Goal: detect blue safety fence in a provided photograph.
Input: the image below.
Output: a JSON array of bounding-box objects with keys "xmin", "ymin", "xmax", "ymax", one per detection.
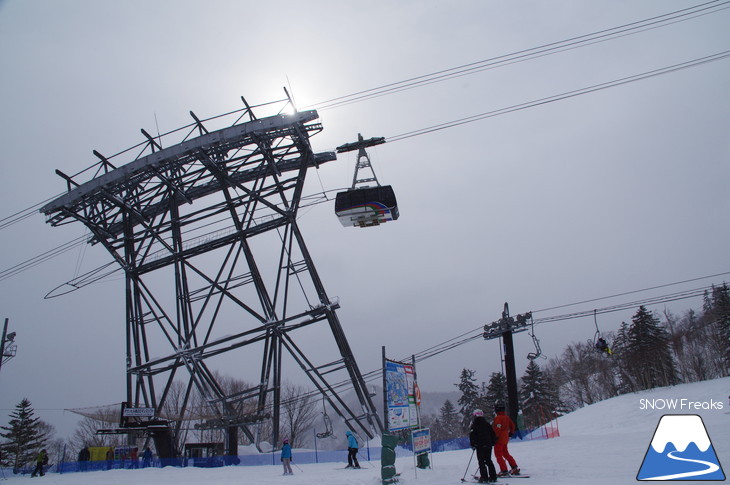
[
  {"xmin": 1, "ymin": 463, "xmax": 60, "ymax": 477},
  {"xmin": 46, "ymin": 444, "xmax": 415, "ymax": 474},
  {"xmin": 16, "ymin": 426, "xmax": 559, "ymax": 476},
  {"xmin": 398, "ymin": 436, "xmax": 470, "ymax": 453},
  {"xmin": 9, "ymin": 444, "xmax": 418, "ymax": 476},
  {"xmin": 397, "ymin": 425, "xmax": 555, "ymax": 455},
  {"xmin": 55, "ymin": 458, "xmax": 166, "ymax": 473}
]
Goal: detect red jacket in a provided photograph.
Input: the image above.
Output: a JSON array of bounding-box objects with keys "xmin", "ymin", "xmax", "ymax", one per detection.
[{"xmin": 492, "ymin": 411, "xmax": 515, "ymax": 445}]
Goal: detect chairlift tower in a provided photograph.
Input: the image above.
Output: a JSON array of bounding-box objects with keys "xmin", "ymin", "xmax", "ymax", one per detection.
[
  {"xmin": 40, "ymin": 95, "xmax": 383, "ymax": 456},
  {"xmin": 483, "ymin": 303, "xmax": 532, "ymax": 430}
]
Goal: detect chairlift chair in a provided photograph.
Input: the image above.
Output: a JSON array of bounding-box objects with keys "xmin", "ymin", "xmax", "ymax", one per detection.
[
  {"xmin": 315, "ymin": 397, "xmax": 336, "ymax": 440},
  {"xmin": 525, "ymin": 312, "xmax": 544, "ymax": 361},
  {"xmin": 591, "ymin": 310, "xmax": 612, "ymax": 356}
]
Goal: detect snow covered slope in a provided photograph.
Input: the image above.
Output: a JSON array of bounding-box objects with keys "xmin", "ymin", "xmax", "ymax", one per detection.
[
  {"xmin": 517, "ymin": 377, "xmax": 728, "ymax": 484},
  {"xmin": 2, "ymin": 377, "xmax": 727, "ymax": 485}
]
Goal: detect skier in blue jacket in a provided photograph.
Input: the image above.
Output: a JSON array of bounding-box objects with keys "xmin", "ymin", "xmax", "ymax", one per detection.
[
  {"xmin": 280, "ymin": 439, "xmax": 293, "ymax": 475},
  {"xmin": 345, "ymin": 430, "xmax": 360, "ymax": 468}
]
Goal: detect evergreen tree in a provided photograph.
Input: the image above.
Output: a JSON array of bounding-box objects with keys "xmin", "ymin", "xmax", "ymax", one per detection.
[
  {"xmin": 704, "ymin": 284, "xmax": 730, "ymax": 375},
  {"xmin": 611, "ymin": 321, "xmax": 636, "ymax": 393},
  {"xmin": 665, "ymin": 306, "xmax": 722, "ymax": 383},
  {"xmin": 423, "ymin": 414, "xmax": 445, "ymax": 441},
  {"xmin": 624, "ymin": 306, "xmax": 679, "ymax": 390},
  {"xmin": 519, "ymin": 360, "xmax": 558, "ymax": 429},
  {"xmin": 455, "ymin": 368, "xmax": 480, "ymax": 430},
  {"xmin": 680, "ymin": 308, "xmax": 711, "ymax": 382},
  {"xmin": 480, "ymin": 372, "xmax": 508, "ymax": 421},
  {"xmin": 435, "ymin": 399, "xmax": 461, "ymax": 440},
  {"xmin": 0, "ymin": 398, "xmax": 47, "ymax": 470}
]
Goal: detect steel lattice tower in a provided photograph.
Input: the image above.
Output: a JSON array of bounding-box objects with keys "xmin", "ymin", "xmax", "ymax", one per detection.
[{"xmin": 41, "ymin": 97, "xmax": 382, "ymax": 456}]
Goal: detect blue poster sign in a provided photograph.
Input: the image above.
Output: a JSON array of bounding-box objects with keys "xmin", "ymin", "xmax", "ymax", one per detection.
[
  {"xmin": 412, "ymin": 428, "xmax": 431, "ymax": 454},
  {"xmin": 385, "ymin": 359, "xmax": 417, "ymax": 431}
]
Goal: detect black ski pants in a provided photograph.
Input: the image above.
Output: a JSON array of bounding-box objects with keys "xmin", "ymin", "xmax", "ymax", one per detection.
[
  {"xmin": 347, "ymin": 447, "xmax": 360, "ymax": 467},
  {"xmin": 31, "ymin": 462, "xmax": 44, "ymax": 477},
  {"xmin": 476, "ymin": 445, "xmax": 497, "ymax": 482}
]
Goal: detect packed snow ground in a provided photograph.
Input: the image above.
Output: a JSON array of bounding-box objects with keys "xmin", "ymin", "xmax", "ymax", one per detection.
[{"xmin": 2, "ymin": 378, "xmax": 727, "ymax": 485}]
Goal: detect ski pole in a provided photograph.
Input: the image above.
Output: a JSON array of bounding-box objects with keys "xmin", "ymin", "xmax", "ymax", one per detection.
[
  {"xmin": 461, "ymin": 448, "xmax": 475, "ymax": 482},
  {"xmin": 292, "ymin": 462, "xmax": 303, "ymax": 472}
]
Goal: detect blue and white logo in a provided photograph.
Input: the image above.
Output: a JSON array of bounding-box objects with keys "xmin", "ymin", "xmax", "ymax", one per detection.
[{"xmin": 637, "ymin": 414, "xmax": 725, "ymax": 481}]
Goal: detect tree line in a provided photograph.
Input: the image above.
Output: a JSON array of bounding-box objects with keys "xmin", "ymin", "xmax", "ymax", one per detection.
[{"xmin": 425, "ymin": 284, "xmax": 730, "ymax": 441}]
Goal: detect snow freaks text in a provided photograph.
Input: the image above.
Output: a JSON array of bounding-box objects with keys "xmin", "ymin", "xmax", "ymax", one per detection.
[{"xmin": 639, "ymin": 398, "xmax": 724, "ymax": 411}]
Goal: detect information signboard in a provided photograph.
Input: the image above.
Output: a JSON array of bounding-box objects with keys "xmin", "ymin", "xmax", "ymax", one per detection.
[
  {"xmin": 385, "ymin": 359, "xmax": 418, "ymax": 431},
  {"xmin": 412, "ymin": 428, "xmax": 431, "ymax": 454},
  {"xmin": 122, "ymin": 407, "xmax": 155, "ymax": 417}
]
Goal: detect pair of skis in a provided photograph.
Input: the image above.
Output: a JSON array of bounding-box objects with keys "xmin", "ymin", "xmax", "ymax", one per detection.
[
  {"xmin": 461, "ymin": 472, "xmax": 530, "ymax": 483},
  {"xmin": 460, "ymin": 450, "xmax": 529, "ymax": 483}
]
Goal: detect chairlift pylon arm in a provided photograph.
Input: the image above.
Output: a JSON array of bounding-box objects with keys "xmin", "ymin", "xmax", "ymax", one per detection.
[
  {"xmin": 336, "ymin": 134, "xmax": 386, "ymax": 153},
  {"xmin": 337, "ymin": 133, "xmax": 386, "ymax": 190}
]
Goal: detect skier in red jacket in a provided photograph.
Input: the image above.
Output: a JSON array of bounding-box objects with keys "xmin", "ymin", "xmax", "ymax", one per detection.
[{"xmin": 492, "ymin": 402, "xmax": 520, "ymax": 477}]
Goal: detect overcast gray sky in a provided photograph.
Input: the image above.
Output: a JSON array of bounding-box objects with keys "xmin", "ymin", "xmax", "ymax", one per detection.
[{"xmin": 1, "ymin": 0, "xmax": 728, "ymax": 439}]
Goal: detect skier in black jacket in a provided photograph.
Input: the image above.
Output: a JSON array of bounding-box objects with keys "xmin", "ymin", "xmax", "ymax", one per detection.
[{"xmin": 469, "ymin": 409, "xmax": 497, "ymax": 483}]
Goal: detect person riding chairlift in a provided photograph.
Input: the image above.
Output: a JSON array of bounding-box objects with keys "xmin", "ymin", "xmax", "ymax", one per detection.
[{"xmin": 595, "ymin": 337, "xmax": 612, "ymax": 355}]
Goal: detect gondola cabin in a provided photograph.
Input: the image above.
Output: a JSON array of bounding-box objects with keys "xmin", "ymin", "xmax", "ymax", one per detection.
[{"xmin": 335, "ymin": 185, "xmax": 399, "ymax": 228}]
